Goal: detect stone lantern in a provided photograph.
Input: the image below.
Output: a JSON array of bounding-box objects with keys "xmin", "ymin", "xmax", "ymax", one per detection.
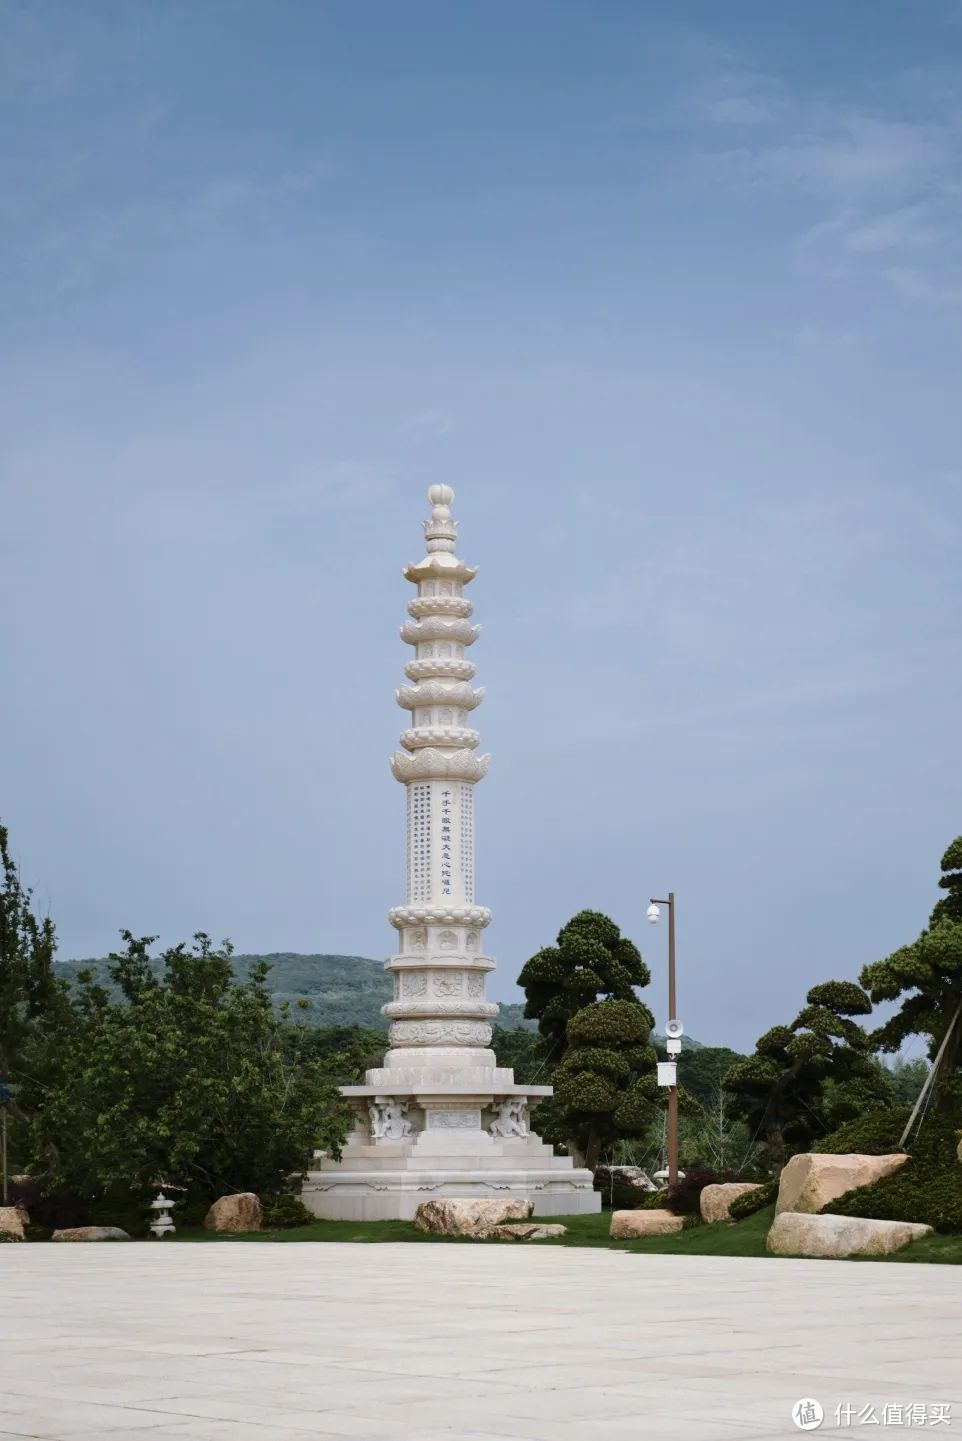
[{"xmin": 148, "ymin": 1191, "xmax": 176, "ymax": 1238}]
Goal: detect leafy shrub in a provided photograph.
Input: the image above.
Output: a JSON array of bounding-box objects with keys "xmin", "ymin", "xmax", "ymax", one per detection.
[
  {"xmin": 823, "ymin": 1112, "xmax": 962, "ymax": 1233},
  {"xmin": 86, "ymin": 1194, "xmax": 152, "ymax": 1238},
  {"xmin": 663, "ymin": 1167, "xmax": 737, "ymax": 1216},
  {"xmin": 728, "ymin": 1179, "xmax": 778, "ymax": 1220},
  {"xmin": 640, "ymin": 1189, "xmax": 671, "ymax": 1209},
  {"xmin": 593, "ymin": 1174, "xmax": 653, "ymax": 1211},
  {"xmin": 262, "ymin": 1193, "xmax": 315, "ymax": 1229},
  {"xmin": 811, "ymin": 1106, "xmax": 909, "ymax": 1155},
  {"xmin": 177, "ymin": 1195, "xmax": 213, "ymax": 1229},
  {"xmin": 8, "ymin": 1176, "xmax": 88, "ymax": 1231}
]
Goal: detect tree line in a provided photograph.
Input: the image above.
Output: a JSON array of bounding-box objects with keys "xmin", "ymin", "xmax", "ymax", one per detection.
[{"xmin": 2, "ymin": 819, "xmax": 959, "ymax": 1228}]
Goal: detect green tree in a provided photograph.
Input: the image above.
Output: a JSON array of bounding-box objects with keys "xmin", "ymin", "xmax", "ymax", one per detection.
[
  {"xmin": 519, "ymin": 909, "xmax": 651, "ymax": 1051},
  {"xmin": 519, "ymin": 911, "xmax": 657, "ymax": 1168},
  {"xmin": 295, "ymin": 1023, "xmax": 388, "ymax": 1082},
  {"xmin": 31, "ymin": 931, "xmax": 350, "ymax": 1208},
  {"xmin": 723, "ymin": 979, "xmax": 887, "ymax": 1162},
  {"xmin": 860, "ymin": 836, "xmax": 962, "ymax": 1113},
  {"xmin": 0, "ymin": 824, "xmax": 74, "ymax": 1162},
  {"xmin": 491, "ymin": 1025, "xmax": 546, "ymax": 1086},
  {"xmin": 884, "ymin": 1055, "xmax": 931, "ymax": 1108}
]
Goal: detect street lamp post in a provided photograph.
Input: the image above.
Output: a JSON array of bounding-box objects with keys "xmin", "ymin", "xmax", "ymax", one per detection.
[{"xmin": 647, "ymin": 892, "xmax": 679, "ymax": 1188}]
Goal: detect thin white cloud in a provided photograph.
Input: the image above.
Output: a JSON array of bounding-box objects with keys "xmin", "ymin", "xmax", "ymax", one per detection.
[
  {"xmin": 706, "ymin": 96, "xmax": 773, "ymax": 125},
  {"xmin": 690, "ymin": 43, "xmax": 962, "ymax": 308}
]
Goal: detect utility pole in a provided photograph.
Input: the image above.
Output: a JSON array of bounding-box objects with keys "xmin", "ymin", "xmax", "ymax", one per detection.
[{"xmin": 648, "ymin": 892, "xmax": 680, "ymax": 1188}]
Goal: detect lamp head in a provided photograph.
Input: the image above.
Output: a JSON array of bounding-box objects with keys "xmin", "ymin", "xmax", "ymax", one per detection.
[{"xmin": 646, "ymin": 902, "xmax": 661, "ymax": 924}]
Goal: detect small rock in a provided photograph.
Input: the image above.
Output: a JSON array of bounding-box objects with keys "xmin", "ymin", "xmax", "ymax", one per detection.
[
  {"xmin": 51, "ymin": 1226, "xmax": 131, "ymax": 1242},
  {"xmin": 775, "ymin": 1153, "xmax": 909, "ymax": 1215},
  {"xmin": 700, "ymin": 1182, "xmax": 763, "ymax": 1223},
  {"xmin": 479, "ymin": 1223, "xmax": 567, "ymax": 1239},
  {"xmin": 0, "ymin": 1206, "xmax": 26, "ymax": 1241},
  {"xmin": 204, "ymin": 1193, "xmax": 263, "ymax": 1233},
  {"xmin": 413, "ymin": 1198, "xmax": 534, "ymax": 1235},
  {"xmin": 767, "ymin": 1211, "xmax": 932, "ymax": 1258},
  {"xmin": 609, "ymin": 1208, "xmax": 684, "ymax": 1239}
]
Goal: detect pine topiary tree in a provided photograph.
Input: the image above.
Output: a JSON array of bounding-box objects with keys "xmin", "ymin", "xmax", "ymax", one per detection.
[
  {"xmin": 723, "ymin": 978, "xmax": 887, "ymax": 1162},
  {"xmin": 519, "ymin": 911, "xmax": 658, "ymax": 1168},
  {"xmin": 860, "ymin": 836, "xmax": 962, "ymax": 1113},
  {"xmin": 519, "ymin": 909, "xmax": 651, "ymax": 1048}
]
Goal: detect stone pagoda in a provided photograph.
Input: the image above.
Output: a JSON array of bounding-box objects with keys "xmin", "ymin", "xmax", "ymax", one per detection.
[{"xmin": 303, "ymin": 485, "xmax": 599, "ymax": 1220}]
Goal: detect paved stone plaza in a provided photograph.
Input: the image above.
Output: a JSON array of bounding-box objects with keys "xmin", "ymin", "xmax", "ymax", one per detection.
[{"xmin": 1, "ymin": 1244, "xmax": 958, "ymax": 1441}]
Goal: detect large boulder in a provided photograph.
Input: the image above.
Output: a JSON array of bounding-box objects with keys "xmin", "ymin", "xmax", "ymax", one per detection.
[
  {"xmin": 610, "ymin": 1208, "xmax": 684, "ymax": 1239},
  {"xmin": 204, "ymin": 1193, "xmax": 263, "ymax": 1233},
  {"xmin": 0, "ymin": 1206, "xmax": 27, "ymax": 1241},
  {"xmin": 768, "ymin": 1211, "xmax": 932, "ymax": 1258},
  {"xmin": 51, "ymin": 1226, "xmax": 130, "ymax": 1242},
  {"xmin": 775, "ymin": 1152, "xmax": 909, "ymax": 1215},
  {"xmin": 700, "ymin": 1183, "xmax": 763, "ymax": 1224},
  {"xmin": 413, "ymin": 1198, "xmax": 533, "ymax": 1235}
]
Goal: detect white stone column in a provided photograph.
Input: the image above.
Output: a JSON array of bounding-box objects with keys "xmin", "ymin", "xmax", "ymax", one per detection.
[
  {"xmin": 301, "ymin": 484, "xmax": 601, "ymax": 1217},
  {"xmin": 385, "ymin": 485, "xmax": 496, "ymax": 1067}
]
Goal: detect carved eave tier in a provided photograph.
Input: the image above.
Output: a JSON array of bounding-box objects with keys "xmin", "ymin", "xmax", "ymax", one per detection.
[
  {"xmin": 403, "ymin": 555, "xmax": 478, "ymax": 585},
  {"xmin": 396, "ymin": 682, "xmax": 484, "ymax": 710},
  {"xmin": 390, "ymin": 904, "xmax": 491, "ymax": 929},
  {"xmin": 387, "ymin": 954, "xmax": 496, "ymax": 971},
  {"xmin": 405, "ymin": 658, "xmax": 476, "ymax": 682},
  {"xmin": 407, "ymin": 595, "xmax": 473, "ymax": 619},
  {"xmin": 400, "ymin": 726, "xmax": 480, "ymax": 752},
  {"xmin": 400, "ymin": 618, "xmax": 480, "ymax": 647},
  {"xmin": 390, "ymin": 748, "xmax": 490, "ymax": 782},
  {"xmin": 381, "ymin": 1000, "xmax": 500, "ymax": 1020}
]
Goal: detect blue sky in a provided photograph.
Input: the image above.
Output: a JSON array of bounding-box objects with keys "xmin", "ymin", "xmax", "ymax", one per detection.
[{"xmin": 2, "ymin": 1, "xmax": 960, "ymax": 1048}]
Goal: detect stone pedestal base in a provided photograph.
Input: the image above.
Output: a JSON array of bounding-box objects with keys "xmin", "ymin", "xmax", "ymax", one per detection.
[
  {"xmin": 302, "ymin": 1047, "xmax": 601, "ymax": 1222},
  {"xmin": 302, "ymin": 1138, "xmax": 600, "ymax": 1221},
  {"xmin": 302, "ymin": 1083, "xmax": 601, "ymax": 1221}
]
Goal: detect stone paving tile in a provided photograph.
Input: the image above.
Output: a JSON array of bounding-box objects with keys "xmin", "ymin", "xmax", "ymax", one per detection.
[{"xmin": 1, "ymin": 1243, "xmax": 958, "ymax": 1441}]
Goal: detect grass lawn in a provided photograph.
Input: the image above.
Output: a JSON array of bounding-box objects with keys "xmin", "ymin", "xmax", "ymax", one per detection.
[{"xmin": 174, "ymin": 1206, "xmax": 962, "ymax": 1263}]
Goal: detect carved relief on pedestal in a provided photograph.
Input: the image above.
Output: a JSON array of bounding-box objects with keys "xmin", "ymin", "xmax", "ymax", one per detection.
[
  {"xmin": 425, "ymin": 1108, "xmax": 482, "ymax": 1130},
  {"xmin": 405, "ymin": 927, "xmax": 428, "ymax": 951},
  {"xmin": 438, "ymin": 929, "xmax": 458, "ymax": 950},
  {"xmin": 368, "ymin": 1099, "xmax": 414, "ymax": 1141},
  {"xmin": 466, "ymin": 973, "xmax": 485, "ymax": 998},
  {"xmin": 401, "ymin": 972, "xmax": 428, "ymax": 998},
  {"xmin": 389, "ymin": 1019, "xmax": 492, "ymax": 1048},
  {"xmin": 465, "ymin": 930, "xmax": 480, "ymax": 951},
  {"xmin": 489, "ymin": 1098, "xmax": 529, "ymax": 1138},
  {"xmin": 433, "ymin": 970, "xmax": 464, "ymax": 996}
]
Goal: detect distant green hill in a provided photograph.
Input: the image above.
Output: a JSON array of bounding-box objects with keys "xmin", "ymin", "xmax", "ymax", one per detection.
[{"xmin": 56, "ymin": 952, "xmax": 534, "ymax": 1032}]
